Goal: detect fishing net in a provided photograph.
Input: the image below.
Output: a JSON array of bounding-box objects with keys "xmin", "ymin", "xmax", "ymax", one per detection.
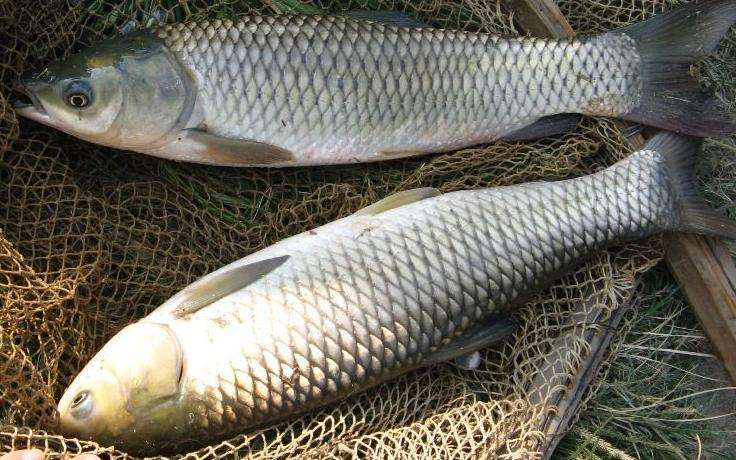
[{"xmin": 0, "ymin": 0, "xmax": 730, "ymax": 458}]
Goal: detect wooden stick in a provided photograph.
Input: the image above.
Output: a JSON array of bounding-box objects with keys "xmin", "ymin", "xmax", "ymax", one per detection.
[
  {"xmin": 540, "ymin": 284, "xmax": 641, "ymax": 460},
  {"xmin": 522, "ymin": 278, "xmax": 641, "ymax": 460}
]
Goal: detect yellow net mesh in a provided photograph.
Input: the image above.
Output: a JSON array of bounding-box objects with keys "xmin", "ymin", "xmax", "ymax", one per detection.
[{"xmin": 0, "ymin": 0, "xmax": 718, "ymax": 458}]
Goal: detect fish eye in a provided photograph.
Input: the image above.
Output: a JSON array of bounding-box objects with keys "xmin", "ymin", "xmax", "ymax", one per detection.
[
  {"xmin": 63, "ymin": 81, "xmax": 93, "ymax": 109},
  {"xmin": 69, "ymin": 390, "xmax": 93, "ymax": 418},
  {"xmin": 67, "ymin": 93, "xmax": 89, "ymax": 108},
  {"xmin": 71, "ymin": 391, "xmax": 88, "ymax": 408}
]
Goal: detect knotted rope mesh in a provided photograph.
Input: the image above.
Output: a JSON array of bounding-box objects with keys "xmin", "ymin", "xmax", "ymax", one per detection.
[{"xmin": 0, "ymin": 0, "xmax": 726, "ymax": 458}]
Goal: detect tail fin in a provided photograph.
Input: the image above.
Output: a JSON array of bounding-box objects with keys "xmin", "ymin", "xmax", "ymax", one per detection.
[
  {"xmin": 647, "ymin": 133, "xmax": 736, "ymax": 238},
  {"xmin": 613, "ymin": 0, "xmax": 736, "ymax": 137}
]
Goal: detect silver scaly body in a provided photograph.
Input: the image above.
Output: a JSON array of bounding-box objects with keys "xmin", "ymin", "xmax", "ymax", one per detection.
[
  {"xmin": 148, "ymin": 144, "xmax": 675, "ymax": 441},
  {"xmin": 151, "ymin": 15, "xmax": 639, "ymax": 164},
  {"xmin": 15, "ymin": 3, "xmax": 736, "ymax": 165}
]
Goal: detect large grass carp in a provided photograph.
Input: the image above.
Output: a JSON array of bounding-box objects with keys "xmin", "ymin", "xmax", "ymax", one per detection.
[
  {"xmin": 57, "ymin": 133, "xmax": 736, "ymax": 453},
  {"xmin": 11, "ymin": 1, "xmax": 736, "ymax": 166}
]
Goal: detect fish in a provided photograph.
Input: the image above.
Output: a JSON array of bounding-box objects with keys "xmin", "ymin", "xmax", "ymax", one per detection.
[
  {"xmin": 57, "ymin": 133, "xmax": 736, "ymax": 453},
  {"xmin": 10, "ymin": 1, "xmax": 736, "ymax": 167}
]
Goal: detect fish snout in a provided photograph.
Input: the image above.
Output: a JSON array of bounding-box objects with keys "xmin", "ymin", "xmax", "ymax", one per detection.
[
  {"xmin": 10, "ymin": 73, "xmax": 50, "ymax": 117},
  {"xmin": 9, "ymin": 80, "xmax": 34, "ymax": 110}
]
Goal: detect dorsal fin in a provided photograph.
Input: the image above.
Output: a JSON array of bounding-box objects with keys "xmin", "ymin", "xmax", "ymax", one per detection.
[
  {"xmin": 344, "ymin": 10, "xmax": 430, "ymax": 28},
  {"xmin": 354, "ymin": 188, "xmax": 441, "ymax": 216},
  {"xmin": 165, "ymin": 255, "xmax": 289, "ymax": 318}
]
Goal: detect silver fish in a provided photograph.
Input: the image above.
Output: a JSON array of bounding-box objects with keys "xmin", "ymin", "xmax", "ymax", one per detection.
[
  {"xmin": 12, "ymin": 1, "xmax": 736, "ymax": 166},
  {"xmin": 57, "ymin": 133, "xmax": 736, "ymax": 453}
]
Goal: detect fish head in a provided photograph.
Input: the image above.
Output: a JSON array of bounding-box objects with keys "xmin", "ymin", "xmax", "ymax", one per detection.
[
  {"xmin": 11, "ymin": 32, "xmax": 194, "ymax": 152},
  {"xmin": 58, "ymin": 321, "xmax": 185, "ymax": 449}
]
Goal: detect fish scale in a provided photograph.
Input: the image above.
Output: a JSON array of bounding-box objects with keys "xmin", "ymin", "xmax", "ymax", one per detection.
[
  {"xmin": 153, "ymin": 16, "xmax": 638, "ymax": 163},
  {"xmin": 158, "ymin": 146, "xmax": 677, "ymax": 441}
]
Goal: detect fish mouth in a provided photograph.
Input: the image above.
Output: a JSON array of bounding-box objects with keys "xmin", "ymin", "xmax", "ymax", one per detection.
[{"xmin": 10, "ymin": 81, "xmax": 50, "ymax": 121}]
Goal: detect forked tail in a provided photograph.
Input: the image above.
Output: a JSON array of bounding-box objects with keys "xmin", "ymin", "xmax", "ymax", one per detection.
[
  {"xmin": 646, "ymin": 133, "xmax": 736, "ymax": 238},
  {"xmin": 612, "ymin": 0, "xmax": 736, "ymax": 137}
]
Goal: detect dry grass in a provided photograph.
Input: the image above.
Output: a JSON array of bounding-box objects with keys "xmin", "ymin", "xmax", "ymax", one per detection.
[{"xmin": 557, "ymin": 268, "xmax": 736, "ymax": 459}]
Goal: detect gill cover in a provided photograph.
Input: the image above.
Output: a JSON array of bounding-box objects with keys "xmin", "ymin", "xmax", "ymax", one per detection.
[
  {"xmin": 13, "ymin": 31, "xmax": 195, "ymax": 151},
  {"xmin": 58, "ymin": 322, "xmax": 184, "ymax": 448}
]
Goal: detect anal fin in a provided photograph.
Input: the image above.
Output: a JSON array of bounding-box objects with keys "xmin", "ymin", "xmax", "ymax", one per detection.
[
  {"xmin": 500, "ymin": 114, "xmax": 582, "ymax": 141},
  {"xmin": 454, "ymin": 351, "xmax": 482, "ymax": 370},
  {"xmin": 425, "ymin": 316, "xmax": 518, "ymax": 366}
]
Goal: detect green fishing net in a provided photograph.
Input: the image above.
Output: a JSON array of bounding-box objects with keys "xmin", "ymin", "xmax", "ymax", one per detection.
[{"xmin": 0, "ymin": 0, "xmax": 730, "ymax": 458}]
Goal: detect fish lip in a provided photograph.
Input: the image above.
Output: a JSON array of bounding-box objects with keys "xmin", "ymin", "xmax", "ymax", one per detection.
[{"xmin": 10, "ymin": 81, "xmax": 49, "ymax": 119}]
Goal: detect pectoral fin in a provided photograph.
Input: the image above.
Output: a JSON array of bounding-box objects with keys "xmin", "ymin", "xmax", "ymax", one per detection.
[
  {"xmin": 424, "ymin": 317, "xmax": 518, "ymax": 366},
  {"xmin": 166, "ymin": 255, "xmax": 290, "ymax": 318},
  {"xmin": 172, "ymin": 129, "xmax": 295, "ymax": 166},
  {"xmin": 354, "ymin": 188, "xmax": 441, "ymax": 216}
]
